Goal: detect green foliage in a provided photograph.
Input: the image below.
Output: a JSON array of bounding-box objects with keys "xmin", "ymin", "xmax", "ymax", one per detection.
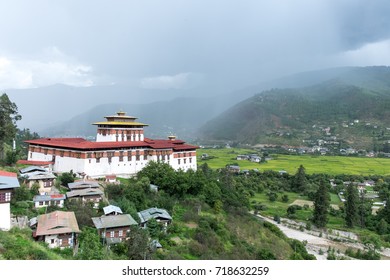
[
  {"xmin": 77, "ymin": 227, "xmax": 105, "ymax": 260},
  {"xmin": 312, "ymin": 180, "xmax": 330, "ymax": 228},
  {"xmin": 0, "ymin": 93, "xmax": 21, "ymax": 160},
  {"xmin": 59, "ymin": 171, "xmax": 75, "ymax": 186},
  {"xmin": 292, "ymin": 165, "xmax": 307, "ymax": 193},
  {"xmin": 126, "ymin": 226, "xmax": 151, "ymax": 260},
  {"xmin": 344, "ymin": 183, "xmax": 359, "ymax": 227}
]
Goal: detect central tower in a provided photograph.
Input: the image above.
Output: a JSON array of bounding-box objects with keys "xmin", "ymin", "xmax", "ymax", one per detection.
[{"xmin": 93, "ymin": 111, "xmax": 148, "ymax": 142}]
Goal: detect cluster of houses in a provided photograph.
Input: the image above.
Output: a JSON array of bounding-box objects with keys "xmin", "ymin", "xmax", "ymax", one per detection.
[
  {"xmin": 236, "ymin": 154, "xmax": 261, "ymax": 162},
  {"xmin": 30, "ymin": 206, "xmax": 172, "ymax": 249},
  {"xmin": 1, "ymin": 165, "xmax": 172, "ymax": 251}
]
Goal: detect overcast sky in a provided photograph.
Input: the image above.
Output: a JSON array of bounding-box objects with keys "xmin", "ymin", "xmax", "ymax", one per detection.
[{"xmin": 1, "ymin": 0, "xmax": 390, "ymax": 92}]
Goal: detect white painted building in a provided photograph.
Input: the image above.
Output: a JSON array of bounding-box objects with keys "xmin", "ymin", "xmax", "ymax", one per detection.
[
  {"xmin": 24, "ymin": 112, "xmax": 198, "ymax": 178},
  {"xmin": 0, "ymin": 171, "xmax": 20, "ymax": 231}
]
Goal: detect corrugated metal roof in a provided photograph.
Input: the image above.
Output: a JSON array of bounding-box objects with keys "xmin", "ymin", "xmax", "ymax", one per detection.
[
  {"xmin": 33, "ymin": 194, "xmax": 66, "ymax": 202},
  {"xmin": 68, "ymin": 180, "xmax": 99, "ymax": 190},
  {"xmin": 137, "ymin": 208, "xmax": 172, "ymax": 224},
  {"xmin": 92, "ymin": 214, "xmax": 137, "ymax": 229},
  {"xmin": 36, "ymin": 211, "xmax": 80, "ymax": 236},
  {"xmin": 19, "ymin": 166, "xmax": 47, "ymax": 174},
  {"xmin": 21, "ymin": 171, "xmax": 56, "ymax": 180},
  {"xmin": 103, "ymin": 205, "xmax": 123, "ymax": 215},
  {"xmin": 0, "ymin": 173, "xmax": 20, "ymax": 190},
  {"xmin": 66, "ymin": 188, "xmax": 103, "ymax": 198}
]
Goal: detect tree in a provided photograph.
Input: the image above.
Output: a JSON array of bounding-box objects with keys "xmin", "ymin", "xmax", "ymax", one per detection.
[
  {"xmin": 126, "ymin": 225, "xmax": 151, "ymax": 260},
  {"xmin": 292, "ymin": 165, "xmax": 307, "ymax": 193},
  {"xmin": 0, "ymin": 93, "xmax": 21, "ymax": 159},
  {"xmin": 59, "ymin": 171, "xmax": 75, "ymax": 186},
  {"xmin": 77, "ymin": 227, "xmax": 105, "ymax": 260},
  {"xmin": 312, "ymin": 180, "xmax": 330, "ymax": 228},
  {"xmin": 345, "ymin": 183, "xmax": 359, "ymax": 227}
]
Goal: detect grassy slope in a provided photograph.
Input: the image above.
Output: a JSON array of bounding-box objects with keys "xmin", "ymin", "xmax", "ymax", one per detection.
[
  {"xmin": 198, "ymin": 148, "xmax": 390, "ymax": 176},
  {"xmin": 0, "ymin": 228, "xmax": 69, "ymax": 260}
]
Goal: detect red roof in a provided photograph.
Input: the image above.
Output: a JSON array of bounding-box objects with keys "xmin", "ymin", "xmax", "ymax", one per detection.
[
  {"xmin": 24, "ymin": 137, "xmax": 198, "ymax": 151},
  {"xmin": 0, "ymin": 170, "xmax": 17, "ymax": 177},
  {"xmin": 17, "ymin": 160, "xmax": 54, "ymax": 166}
]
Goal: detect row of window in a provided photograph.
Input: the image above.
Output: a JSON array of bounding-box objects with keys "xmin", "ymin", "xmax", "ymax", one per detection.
[
  {"xmin": 177, "ymin": 158, "xmax": 192, "ymax": 165},
  {"xmin": 0, "ymin": 192, "xmax": 11, "ymax": 203}
]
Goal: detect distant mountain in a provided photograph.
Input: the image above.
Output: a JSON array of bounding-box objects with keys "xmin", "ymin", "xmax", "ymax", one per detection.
[
  {"xmin": 199, "ymin": 66, "xmax": 390, "ymax": 149},
  {"xmin": 39, "ymin": 97, "xmax": 222, "ymax": 140}
]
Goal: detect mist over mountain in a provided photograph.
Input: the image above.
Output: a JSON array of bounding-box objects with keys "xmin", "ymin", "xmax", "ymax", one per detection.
[
  {"xmin": 8, "ymin": 66, "xmax": 390, "ymax": 145},
  {"xmin": 199, "ymin": 66, "xmax": 390, "ymax": 148}
]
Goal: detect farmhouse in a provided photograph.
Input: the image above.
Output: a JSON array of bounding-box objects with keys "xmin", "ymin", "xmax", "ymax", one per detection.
[
  {"xmin": 33, "ymin": 211, "xmax": 80, "ymax": 249},
  {"xmin": 24, "ymin": 111, "xmax": 198, "ymax": 178},
  {"xmin": 33, "ymin": 194, "xmax": 66, "ymax": 208},
  {"xmin": 0, "ymin": 171, "xmax": 20, "ymax": 230},
  {"xmin": 19, "ymin": 167, "xmax": 56, "ymax": 194},
  {"xmin": 92, "ymin": 214, "xmax": 138, "ymax": 244},
  {"xmin": 138, "ymin": 207, "xmax": 172, "ymax": 229}
]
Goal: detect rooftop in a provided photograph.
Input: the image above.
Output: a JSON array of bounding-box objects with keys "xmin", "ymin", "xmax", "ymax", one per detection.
[
  {"xmin": 0, "ymin": 171, "xmax": 20, "ymax": 190},
  {"xmin": 66, "ymin": 188, "xmax": 104, "ymax": 198},
  {"xmin": 92, "ymin": 214, "xmax": 137, "ymax": 229},
  {"xmin": 24, "ymin": 137, "xmax": 197, "ymax": 151},
  {"xmin": 36, "ymin": 211, "xmax": 80, "ymax": 236},
  {"xmin": 138, "ymin": 207, "xmax": 172, "ymax": 224},
  {"xmin": 103, "ymin": 205, "xmax": 123, "ymax": 215}
]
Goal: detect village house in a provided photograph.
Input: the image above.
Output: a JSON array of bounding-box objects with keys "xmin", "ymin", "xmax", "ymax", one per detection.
[
  {"xmin": 19, "ymin": 166, "xmax": 56, "ymax": 194},
  {"xmin": 66, "ymin": 188, "xmax": 104, "ymax": 208},
  {"xmin": 67, "ymin": 180, "xmax": 100, "ymax": 190},
  {"xmin": 92, "ymin": 214, "xmax": 138, "ymax": 245},
  {"xmin": 23, "ymin": 111, "xmax": 198, "ymax": 178},
  {"xmin": 0, "ymin": 171, "xmax": 20, "ymax": 230},
  {"xmin": 33, "ymin": 194, "xmax": 66, "ymax": 209},
  {"xmin": 226, "ymin": 165, "xmax": 240, "ymax": 173},
  {"xmin": 138, "ymin": 207, "xmax": 172, "ymax": 229},
  {"xmin": 105, "ymin": 174, "xmax": 118, "ymax": 184},
  {"xmin": 33, "ymin": 211, "xmax": 80, "ymax": 249}
]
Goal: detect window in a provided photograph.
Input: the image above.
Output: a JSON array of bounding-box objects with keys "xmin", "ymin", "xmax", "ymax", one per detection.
[
  {"xmin": 136, "ymin": 150, "xmax": 140, "ymax": 161},
  {"xmin": 119, "ymin": 151, "xmax": 124, "ymax": 162},
  {"xmin": 110, "ymin": 231, "xmax": 115, "ymax": 238},
  {"xmin": 178, "ymin": 159, "xmax": 181, "ymax": 165},
  {"xmin": 51, "ymin": 239, "xmax": 55, "ymax": 244},
  {"xmin": 184, "ymin": 158, "xmax": 187, "ymax": 164},
  {"xmin": 119, "ymin": 230, "xmax": 123, "ymax": 237},
  {"xmin": 189, "ymin": 158, "xmax": 192, "ymax": 163},
  {"xmin": 0, "ymin": 192, "xmax": 11, "ymax": 202},
  {"xmin": 39, "ymin": 201, "xmax": 44, "ymax": 206},
  {"xmin": 59, "ymin": 239, "xmax": 62, "ymax": 246},
  {"xmin": 96, "ymin": 157, "xmax": 100, "ymax": 163}
]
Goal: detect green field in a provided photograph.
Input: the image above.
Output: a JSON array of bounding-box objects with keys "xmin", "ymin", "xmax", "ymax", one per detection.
[{"xmin": 198, "ymin": 148, "xmax": 390, "ymax": 175}]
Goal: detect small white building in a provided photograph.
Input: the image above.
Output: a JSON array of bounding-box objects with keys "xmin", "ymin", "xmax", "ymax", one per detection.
[
  {"xmin": 33, "ymin": 194, "xmax": 66, "ymax": 208},
  {"xmin": 0, "ymin": 171, "xmax": 20, "ymax": 231}
]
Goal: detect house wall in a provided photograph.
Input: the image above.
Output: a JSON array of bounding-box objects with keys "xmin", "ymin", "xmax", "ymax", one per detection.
[
  {"xmin": 101, "ymin": 226, "xmax": 131, "ymax": 240},
  {"xmin": 34, "ymin": 200, "xmax": 64, "ymax": 209},
  {"xmin": 44, "ymin": 233, "xmax": 74, "ymax": 248},
  {"xmin": 0, "ymin": 203, "xmax": 11, "ymax": 230}
]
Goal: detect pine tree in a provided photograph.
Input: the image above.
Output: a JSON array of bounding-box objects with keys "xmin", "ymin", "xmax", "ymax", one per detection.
[
  {"xmin": 292, "ymin": 165, "xmax": 307, "ymax": 193},
  {"xmin": 0, "ymin": 93, "xmax": 21, "ymax": 159},
  {"xmin": 312, "ymin": 180, "xmax": 330, "ymax": 228},
  {"xmin": 345, "ymin": 183, "xmax": 359, "ymax": 227}
]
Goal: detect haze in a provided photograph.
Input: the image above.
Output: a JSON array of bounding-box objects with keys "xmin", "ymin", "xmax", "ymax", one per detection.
[{"xmin": 1, "ymin": 0, "xmax": 390, "ymax": 132}]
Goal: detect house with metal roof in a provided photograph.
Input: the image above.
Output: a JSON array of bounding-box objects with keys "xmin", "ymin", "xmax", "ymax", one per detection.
[
  {"xmin": 66, "ymin": 188, "xmax": 104, "ymax": 208},
  {"xmin": 92, "ymin": 214, "xmax": 137, "ymax": 244},
  {"xmin": 23, "ymin": 112, "xmax": 198, "ymax": 178},
  {"xmin": 67, "ymin": 180, "xmax": 100, "ymax": 190},
  {"xmin": 33, "ymin": 194, "xmax": 66, "ymax": 208},
  {"xmin": 0, "ymin": 171, "xmax": 20, "ymax": 230},
  {"xmin": 20, "ymin": 170, "xmax": 56, "ymax": 194},
  {"xmin": 138, "ymin": 207, "xmax": 172, "ymax": 229},
  {"xmin": 103, "ymin": 205, "xmax": 123, "ymax": 216},
  {"xmin": 33, "ymin": 211, "xmax": 80, "ymax": 249}
]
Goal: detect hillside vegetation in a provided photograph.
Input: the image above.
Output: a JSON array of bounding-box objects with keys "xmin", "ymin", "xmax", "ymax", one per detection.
[{"xmin": 200, "ymin": 67, "xmax": 390, "ymax": 149}]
